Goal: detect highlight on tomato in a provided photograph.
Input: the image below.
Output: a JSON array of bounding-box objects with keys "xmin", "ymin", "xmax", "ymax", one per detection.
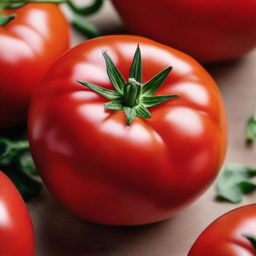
[
  {"xmin": 188, "ymin": 204, "xmax": 256, "ymax": 256},
  {"xmin": 0, "ymin": 171, "xmax": 34, "ymax": 256},
  {"xmin": 0, "ymin": 1, "xmax": 70, "ymax": 129},
  {"xmin": 111, "ymin": 0, "xmax": 256, "ymax": 63},
  {"xmin": 29, "ymin": 35, "xmax": 227, "ymax": 225}
]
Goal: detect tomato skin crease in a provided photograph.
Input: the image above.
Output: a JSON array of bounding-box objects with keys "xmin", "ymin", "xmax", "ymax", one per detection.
[
  {"xmin": 111, "ymin": 0, "xmax": 256, "ymax": 63},
  {"xmin": 29, "ymin": 35, "xmax": 227, "ymax": 225},
  {"xmin": 0, "ymin": 171, "xmax": 34, "ymax": 256},
  {"xmin": 0, "ymin": 3, "xmax": 70, "ymax": 129},
  {"xmin": 188, "ymin": 204, "xmax": 256, "ymax": 256}
]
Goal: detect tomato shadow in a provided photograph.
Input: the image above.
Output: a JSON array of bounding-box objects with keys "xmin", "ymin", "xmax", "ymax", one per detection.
[
  {"xmin": 204, "ymin": 58, "xmax": 244, "ymax": 87},
  {"xmin": 203, "ymin": 51, "xmax": 255, "ymax": 92},
  {"xmin": 0, "ymin": 123, "xmax": 27, "ymax": 139},
  {"xmin": 30, "ymin": 189, "xmax": 172, "ymax": 256}
]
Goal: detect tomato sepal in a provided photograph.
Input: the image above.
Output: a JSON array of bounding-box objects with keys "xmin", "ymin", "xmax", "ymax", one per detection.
[
  {"xmin": 78, "ymin": 45, "xmax": 180, "ymax": 125},
  {"xmin": 243, "ymin": 233, "xmax": 256, "ymax": 249},
  {"xmin": 0, "ymin": 13, "xmax": 15, "ymax": 25}
]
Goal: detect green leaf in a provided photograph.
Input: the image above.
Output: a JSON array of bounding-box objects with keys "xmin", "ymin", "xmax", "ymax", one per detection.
[
  {"xmin": 129, "ymin": 45, "xmax": 142, "ymax": 84},
  {"xmin": 135, "ymin": 105, "xmax": 152, "ymax": 119},
  {"xmin": 102, "ymin": 51, "xmax": 125, "ymax": 94},
  {"xmin": 5, "ymin": 2, "xmax": 26, "ymax": 9},
  {"xmin": 0, "ymin": 14, "xmax": 15, "ymax": 26},
  {"xmin": 20, "ymin": 153, "xmax": 38, "ymax": 176},
  {"xmin": 78, "ymin": 80, "xmax": 121, "ymax": 100},
  {"xmin": 243, "ymin": 234, "xmax": 256, "ymax": 249},
  {"xmin": 142, "ymin": 95, "xmax": 180, "ymax": 108},
  {"xmin": 216, "ymin": 164, "xmax": 256, "ymax": 203},
  {"xmin": 0, "ymin": 137, "xmax": 42, "ymax": 201},
  {"xmin": 24, "ymin": 0, "xmax": 66, "ymax": 4},
  {"xmin": 142, "ymin": 67, "xmax": 172, "ymax": 96},
  {"xmin": 71, "ymin": 12, "xmax": 101, "ymax": 38},
  {"xmin": 246, "ymin": 113, "xmax": 256, "ymax": 143},
  {"xmin": 5, "ymin": 169, "xmax": 42, "ymax": 202},
  {"xmin": 66, "ymin": 0, "xmax": 103, "ymax": 16},
  {"xmin": 104, "ymin": 100, "xmax": 123, "ymax": 111},
  {"xmin": 0, "ymin": 138, "xmax": 29, "ymax": 165},
  {"xmin": 123, "ymin": 107, "xmax": 136, "ymax": 126}
]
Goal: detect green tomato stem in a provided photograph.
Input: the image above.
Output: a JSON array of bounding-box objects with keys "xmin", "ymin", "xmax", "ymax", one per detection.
[
  {"xmin": 67, "ymin": 0, "xmax": 104, "ymax": 16},
  {"xmin": 123, "ymin": 82, "xmax": 141, "ymax": 107},
  {"xmin": 71, "ymin": 12, "xmax": 101, "ymax": 38},
  {"xmin": 78, "ymin": 46, "xmax": 180, "ymax": 125}
]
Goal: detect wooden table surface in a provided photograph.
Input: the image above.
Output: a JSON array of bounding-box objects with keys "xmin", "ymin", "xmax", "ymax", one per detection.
[{"xmin": 30, "ymin": 1, "xmax": 256, "ymax": 255}]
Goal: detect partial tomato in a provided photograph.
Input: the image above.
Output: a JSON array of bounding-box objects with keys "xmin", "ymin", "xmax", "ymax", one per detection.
[
  {"xmin": 29, "ymin": 35, "xmax": 227, "ymax": 225},
  {"xmin": 0, "ymin": 3, "xmax": 69, "ymax": 129},
  {"xmin": 111, "ymin": 0, "xmax": 256, "ymax": 63},
  {"xmin": 189, "ymin": 204, "xmax": 256, "ymax": 256},
  {"xmin": 0, "ymin": 171, "xmax": 34, "ymax": 256}
]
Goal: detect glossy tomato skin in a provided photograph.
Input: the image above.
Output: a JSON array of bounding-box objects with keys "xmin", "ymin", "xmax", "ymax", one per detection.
[
  {"xmin": 0, "ymin": 3, "xmax": 70, "ymax": 129},
  {"xmin": 188, "ymin": 204, "xmax": 256, "ymax": 256},
  {"xmin": 29, "ymin": 35, "xmax": 227, "ymax": 225},
  {"xmin": 111, "ymin": 0, "xmax": 256, "ymax": 63},
  {"xmin": 0, "ymin": 171, "xmax": 34, "ymax": 256}
]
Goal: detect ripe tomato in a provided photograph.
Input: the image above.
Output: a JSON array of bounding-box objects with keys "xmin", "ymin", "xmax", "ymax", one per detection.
[
  {"xmin": 188, "ymin": 204, "xmax": 256, "ymax": 256},
  {"xmin": 111, "ymin": 0, "xmax": 256, "ymax": 63},
  {"xmin": 0, "ymin": 3, "xmax": 69, "ymax": 129},
  {"xmin": 0, "ymin": 171, "xmax": 34, "ymax": 256},
  {"xmin": 29, "ymin": 35, "xmax": 227, "ymax": 225}
]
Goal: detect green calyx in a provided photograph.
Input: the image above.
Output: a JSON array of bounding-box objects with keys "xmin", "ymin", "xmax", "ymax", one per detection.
[
  {"xmin": 0, "ymin": 13, "xmax": 16, "ymax": 25},
  {"xmin": 243, "ymin": 234, "xmax": 256, "ymax": 249},
  {"xmin": 78, "ymin": 46, "xmax": 180, "ymax": 125}
]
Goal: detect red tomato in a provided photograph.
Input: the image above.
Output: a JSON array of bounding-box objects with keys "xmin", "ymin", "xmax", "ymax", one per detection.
[
  {"xmin": 111, "ymin": 0, "xmax": 256, "ymax": 63},
  {"xmin": 0, "ymin": 3, "xmax": 70, "ymax": 129},
  {"xmin": 0, "ymin": 171, "xmax": 34, "ymax": 256},
  {"xmin": 188, "ymin": 204, "xmax": 256, "ymax": 256},
  {"xmin": 28, "ymin": 35, "xmax": 227, "ymax": 225}
]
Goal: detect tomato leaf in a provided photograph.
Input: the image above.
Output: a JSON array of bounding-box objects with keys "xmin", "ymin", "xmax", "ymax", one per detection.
[
  {"xmin": 71, "ymin": 12, "xmax": 101, "ymax": 39},
  {"xmin": 216, "ymin": 164, "xmax": 256, "ymax": 203},
  {"xmin": 78, "ymin": 80, "xmax": 121, "ymax": 100},
  {"xmin": 142, "ymin": 95, "xmax": 180, "ymax": 108},
  {"xmin": 4, "ymin": 3, "xmax": 26, "ymax": 9},
  {"xmin": 246, "ymin": 112, "xmax": 256, "ymax": 143},
  {"xmin": 102, "ymin": 51, "xmax": 126, "ymax": 94},
  {"xmin": 129, "ymin": 45, "xmax": 142, "ymax": 84},
  {"xmin": 142, "ymin": 67, "xmax": 172, "ymax": 96},
  {"xmin": 67, "ymin": 0, "xmax": 103, "ymax": 16},
  {"xmin": 20, "ymin": 153, "xmax": 38, "ymax": 176},
  {"xmin": 243, "ymin": 234, "xmax": 256, "ymax": 249},
  {"xmin": 0, "ymin": 137, "xmax": 42, "ymax": 201}
]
